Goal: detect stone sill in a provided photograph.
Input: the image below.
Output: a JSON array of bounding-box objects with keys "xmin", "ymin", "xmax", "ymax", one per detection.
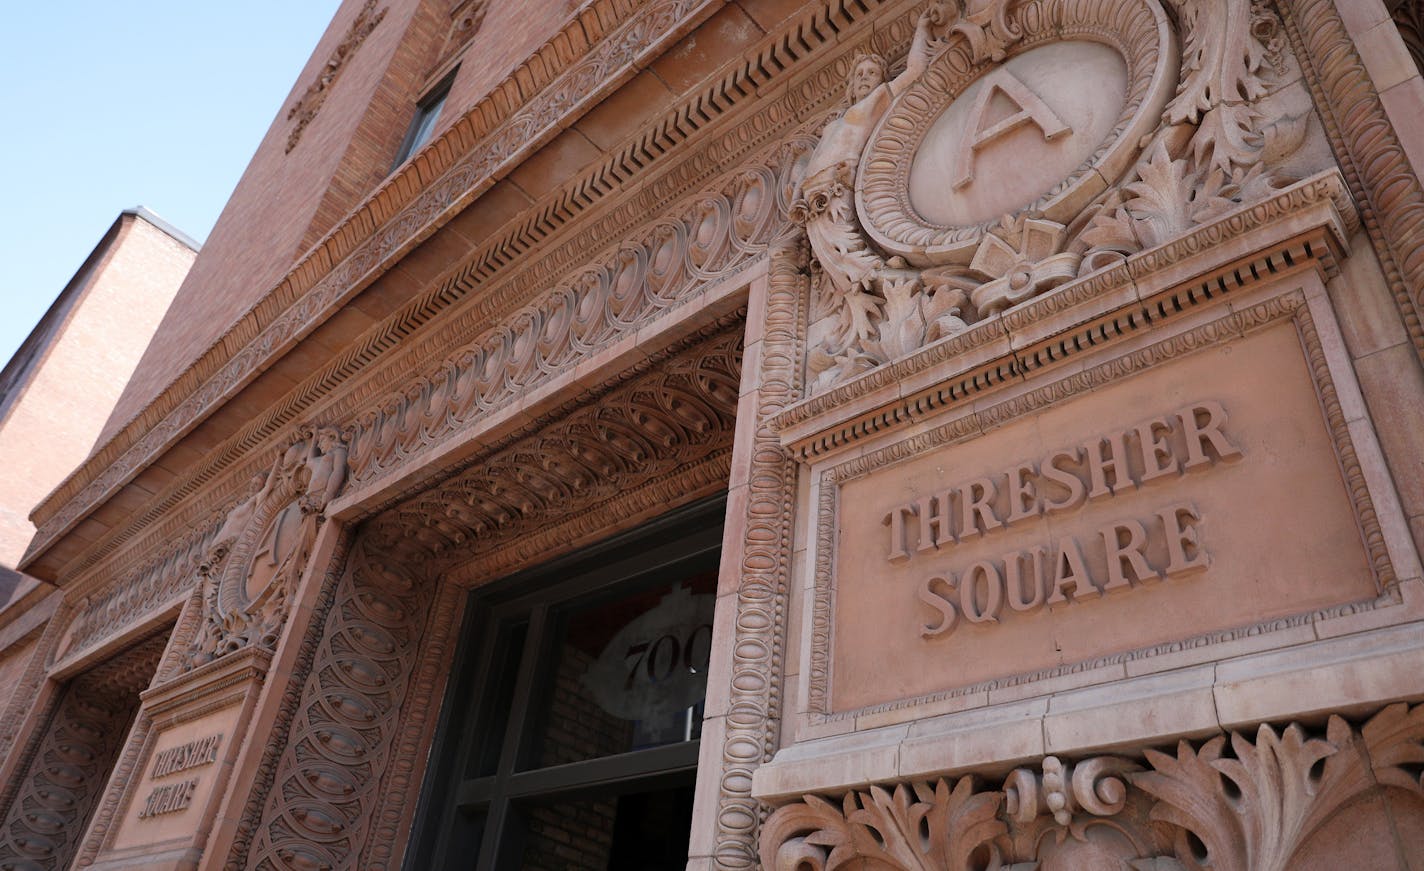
[{"xmin": 752, "ymin": 618, "xmax": 1424, "ymax": 803}]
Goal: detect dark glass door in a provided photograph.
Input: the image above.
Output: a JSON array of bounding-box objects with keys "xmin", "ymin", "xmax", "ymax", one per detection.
[{"xmin": 408, "ymin": 497, "xmax": 724, "ymax": 870}]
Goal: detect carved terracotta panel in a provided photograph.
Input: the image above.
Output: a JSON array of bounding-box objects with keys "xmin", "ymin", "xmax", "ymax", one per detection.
[
  {"xmin": 822, "ymin": 311, "xmax": 1380, "ymax": 713},
  {"xmin": 760, "ymin": 702, "xmax": 1424, "ymax": 870},
  {"xmin": 0, "ymin": 634, "xmax": 164, "ymax": 871}
]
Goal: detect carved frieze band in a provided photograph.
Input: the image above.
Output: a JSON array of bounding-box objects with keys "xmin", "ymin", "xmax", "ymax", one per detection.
[
  {"xmin": 759, "ymin": 702, "xmax": 1424, "ymax": 870},
  {"xmin": 339, "ymin": 154, "xmax": 795, "ymax": 493},
  {"xmin": 364, "ymin": 320, "xmax": 744, "ymax": 567},
  {"xmin": 1280, "ymin": 0, "xmax": 1424, "ymax": 361},
  {"xmin": 710, "ymin": 237, "xmax": 807, "ymax": 868},
  {"xmin": 22, "ymin": 0, "xmax": 726, "ymax": 566},
  {"xmin": 244, "ymin": 535, "xmax": 432, "ymax": 870},
  {"xmin": 807, "ymin": 290, "xmax": 1399, "ymax": 719},
  {"xmin": 49, "ymin": 521, "xmax": 218, "ymax": 670}
]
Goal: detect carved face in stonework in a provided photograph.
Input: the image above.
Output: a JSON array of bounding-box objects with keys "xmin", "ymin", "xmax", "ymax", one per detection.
[
  {"xmin": 848, "ymin": 55, "xmax": 887, "ymax": 102},
  {"xmin": 315, "ymin": 427, "xmax": 340, "ymax": 455}
]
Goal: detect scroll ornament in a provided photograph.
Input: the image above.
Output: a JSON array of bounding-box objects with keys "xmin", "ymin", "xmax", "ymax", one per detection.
[
  {"xmin": 794, "ymin": 0, "xmax": 1317, "ymax": 394},
  {"xmin": 760, "ymin": 703, "xmax": 1424, "ymax": 870},
  {"xmin": 183, "ymin": 426, "xmax": 348, "ymax": 669}
]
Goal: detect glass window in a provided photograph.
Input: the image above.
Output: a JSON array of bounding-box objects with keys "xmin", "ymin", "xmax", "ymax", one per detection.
[
  {"xmin": 407, "ymin": 497, "xmax": 725, "ymax": 871},
  {"xmin": 394, "ymin": 70, "xmax": 455, "ymax": 167},
  {"xmin": 525, "ymin": 568, "xmax": 715, "ymax": 768}
]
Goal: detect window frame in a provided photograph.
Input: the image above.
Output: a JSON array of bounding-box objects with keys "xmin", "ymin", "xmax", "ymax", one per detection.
[
  {"xmin": 405, "ymin": 495, "xmax": 727, "ymax": 870},
  {"xmin": 392, "ymin": 67, "xmax": 458, "ymax": 169}
]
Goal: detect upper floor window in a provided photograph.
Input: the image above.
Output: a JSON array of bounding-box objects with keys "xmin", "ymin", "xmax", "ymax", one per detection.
[{"xmin": 393, "ymin": 69, "xmax": 456, "ymax": 167}]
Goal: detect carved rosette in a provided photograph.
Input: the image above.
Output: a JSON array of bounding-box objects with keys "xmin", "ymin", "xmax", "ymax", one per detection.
[
  {"xmin": 183, "ymin": 425, "xmax": 348, "ymax": 670},
  {"xmin": 799, "ymin": 0, "xmax": 1321, "ymax": 393},
  {"xmin": 760, "ymin": 703, "xmax": 1424, "ymax": 870}
]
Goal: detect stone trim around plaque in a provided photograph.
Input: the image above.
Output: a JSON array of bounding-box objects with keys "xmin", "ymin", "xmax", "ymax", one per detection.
[
  {"xmin": 81, "ymin": 646, "xmax": 271, "ymax": 869},
  {"xmin": 789, "ymin": 248, "xmax": 1420, "ymax": 734}
]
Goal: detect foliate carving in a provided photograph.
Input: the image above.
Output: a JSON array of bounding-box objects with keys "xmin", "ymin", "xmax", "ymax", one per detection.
[
  {"xmin": 761, "ymin": 703, "xmax": 1424, "ymax": 870},
  {"xmin": 53, "ymin": 523, "xmax": 216, "ymax": 666},
  {"xmin": 285, "ymin": 0, "xmax": 387, "ymax": 153},
  {"xmin": 1133, "ymin": 719, "xmax": 1374, "ymax": 871},
  {"xmin": 798, "ymin": 0, "xmax": 1319, "ymax": 393},
  {"xmin": 0, "ymin": 636, "xmax": 163, "ymax": 871},
  {"xmin": 367, "ymin": 324, "xmax": 743, "ymax": 566},
  {"xmin": 183, "ymin": 426, "xmax": 348, "ymax": 670},
  {"xmin": 1362, "ymin": 702, "xmax": 1424, "ymax": 795},
  {"xmin": 762, "ymin": 776, "xmax": 1005, "ymax": 871},
  {"xmin": 244, "ymin": 534, "xmax": 433, "ymax": 870},
  {"xmin": 341, "ymin": 150, "xmax": 798, "ymax": 491}
]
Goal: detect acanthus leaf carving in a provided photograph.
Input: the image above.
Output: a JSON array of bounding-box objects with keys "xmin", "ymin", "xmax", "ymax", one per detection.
[
  {"xmin": 1361, "ymin": 701, "xmax": 1424, "ymax": 795},
  {"xmin": 1132, "ymin": 716, "xmax": 1378, "ymax": 871},
  {"xmin": 761, "ymin": 777, "xmax": 1005, "ymax": 871},
  {"xmin": 798, "ymin": 0, "xmax": 1318, "ymax": 394},
  {"xmin": 761, "ymin": 704, "xmax": 1424, "ymax": 870}
]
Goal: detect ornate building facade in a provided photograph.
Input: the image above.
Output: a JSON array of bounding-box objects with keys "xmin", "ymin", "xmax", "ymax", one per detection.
[{"xmin": 0, "ymin": 0, "xmax": 1422, "ymax": 868}]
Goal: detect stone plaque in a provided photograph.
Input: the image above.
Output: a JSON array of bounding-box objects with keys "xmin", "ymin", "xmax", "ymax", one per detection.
[
  {"xmin": 112, "ymin": 704, "xmax": 237, "ymax": 851},
  {"xmin": 823, "ymin": 321, "xmax": 1379, "ymax": 713}
]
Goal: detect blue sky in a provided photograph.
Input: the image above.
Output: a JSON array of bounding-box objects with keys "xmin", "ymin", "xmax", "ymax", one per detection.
[{"xmin": 0, "ymin": 1, "xmax": 343, "ymax": 366}]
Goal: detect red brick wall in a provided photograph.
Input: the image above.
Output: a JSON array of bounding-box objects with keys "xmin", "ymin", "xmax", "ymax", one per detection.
[
  {"xmin": 100, "ymin": 0, "xmax": 578, "ymax": 448},
  {"xmin": 434, "ymin": 0, "xmax": 579, "ymax": 143},
  {"xmin": 100, "ymin": 0, "xmax": 425, "ymax": 445},
  {"xmin": 0, "ymin": 215, "xmax": 193, "ymax": 566}
]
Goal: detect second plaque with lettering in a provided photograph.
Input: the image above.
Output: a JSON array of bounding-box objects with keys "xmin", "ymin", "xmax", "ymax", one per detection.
[{"xmin": 809, "ymin": 311, "xmax": 1388, "ymax": 719}]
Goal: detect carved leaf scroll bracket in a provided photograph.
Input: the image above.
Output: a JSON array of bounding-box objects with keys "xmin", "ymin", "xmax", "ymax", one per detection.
[{"xmin": 761, "ymin": 702, "xmax": 1424, "ymax": 870}]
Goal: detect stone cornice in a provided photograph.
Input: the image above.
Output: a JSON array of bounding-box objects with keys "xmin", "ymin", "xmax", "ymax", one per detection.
[
  {"xmin": 771, "ymin": 171, "xmax": 1356, "ymax": 457},
  {"xmin": 29, "ymin": 0, "xmax": 910, "ymax": 587},
  {"xmin": 23, "ymin": 0, "xmax": 731, "ymax": 564}
]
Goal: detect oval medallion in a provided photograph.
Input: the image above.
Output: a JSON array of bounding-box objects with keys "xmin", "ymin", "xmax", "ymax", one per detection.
[{"xmin": 856, "ymin": 0, "xmax": 1176, "ymax": 264}]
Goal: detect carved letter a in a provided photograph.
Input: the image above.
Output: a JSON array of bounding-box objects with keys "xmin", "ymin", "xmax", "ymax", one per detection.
[{"xmin": 953, "ymin": 68, "xmax": 1071, "ymax": 190}]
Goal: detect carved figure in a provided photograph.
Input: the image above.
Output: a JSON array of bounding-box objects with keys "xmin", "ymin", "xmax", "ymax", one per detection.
[
  {"xmin": 182, "ymin": 425, "xmax": 349, "ymax": 670},
  {"xmin": 794, "ymin": 0, "xmax": 1319, "ymax": 394},
  {"xmin": 793, "ymin": 4, "xmax": 946, "ymax": 299},
  {"xmin": 793, "ymin": 3, "xmax": 969, "ymax": 390}
]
